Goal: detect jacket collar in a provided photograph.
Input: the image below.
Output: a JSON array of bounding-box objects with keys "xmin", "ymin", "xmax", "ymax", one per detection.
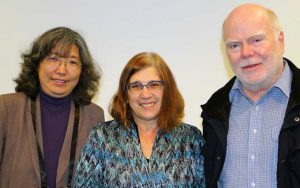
[
  {"xmin": 201, "ymin": 77, "xmax": 234, "ymax": 120},
  {"xmin": 285, "ymin": 58, "xmax": 300, "ymax": 110}
]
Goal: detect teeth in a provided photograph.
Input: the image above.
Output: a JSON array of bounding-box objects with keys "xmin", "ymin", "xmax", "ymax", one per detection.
[
  {"xmin": 55, "ymin": 80, "xmax": 66, "ymax": 83},
  {"xmin": 141, "ymin": 102, "xmax": 155, "ymax": 107}
]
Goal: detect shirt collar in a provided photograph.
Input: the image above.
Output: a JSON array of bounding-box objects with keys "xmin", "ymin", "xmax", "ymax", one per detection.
[{"xmin": 229, "ymin": 59, "xmax": 292, "ymax": 102}]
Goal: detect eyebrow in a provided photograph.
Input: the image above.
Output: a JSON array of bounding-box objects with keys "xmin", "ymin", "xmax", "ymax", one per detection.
[
  {"xmin": 248, "ymin": 33, "xmax": 266, "ymax": 40},
  {"xmin": 225, "ymin": 32, "xmax": 266, "ymax": 44}
]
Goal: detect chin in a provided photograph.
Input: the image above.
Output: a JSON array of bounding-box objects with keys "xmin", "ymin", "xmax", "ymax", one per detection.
[
  {"xmin": 140, "ymin": 114, "xmax": 159, "ymax": 121},
  {"xmin": 240, "ymin": 74, "xmax": 264, "ymax": 85}
]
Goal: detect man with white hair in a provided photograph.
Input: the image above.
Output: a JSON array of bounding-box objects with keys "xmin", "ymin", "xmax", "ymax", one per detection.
[{"xmin": 201, "ymin": 4, "xmax": 300, "ymax": 188}]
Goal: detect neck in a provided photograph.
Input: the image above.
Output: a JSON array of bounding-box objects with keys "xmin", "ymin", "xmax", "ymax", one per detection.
[
  {"xmin": 40, "ymin": 90, "xmax": 72, "ymax": 105},
  {"xmin": 243, "ymin": 87, "xmax": 269, "ymax": 102},
  {"xmin": 134, "ymin": 117, "xmax": 159, "ymax": 132},
  {"xmin": 135, "ymin": 120, "xmax": 159, "ymax": 159}
]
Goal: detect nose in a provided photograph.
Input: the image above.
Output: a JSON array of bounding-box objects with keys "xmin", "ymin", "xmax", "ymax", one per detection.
[
  {"xmin": 56, "ymin": 61, "xmax": 67, "ymax": 74},
  {"xmin": 140, "ymin": 86, "xmax": 152, "ymax": 98},
  {"xmin": 241, "ymin": 43, "xmax": 254, "ymax": 58}
]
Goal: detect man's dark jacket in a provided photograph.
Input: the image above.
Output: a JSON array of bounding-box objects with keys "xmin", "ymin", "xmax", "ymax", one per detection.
[{"xmin": 201, "ymin": 58, "xmax": 300, "ymax": 188}]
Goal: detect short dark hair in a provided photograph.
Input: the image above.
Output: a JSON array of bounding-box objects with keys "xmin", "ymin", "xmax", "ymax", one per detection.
[
  {"xmin": 14, "ymin": 26, "xmax": 102, "ymax": 105},
  {"xmin": 110, "ymin": 52, "xmax": 184, "ymax": 132}
]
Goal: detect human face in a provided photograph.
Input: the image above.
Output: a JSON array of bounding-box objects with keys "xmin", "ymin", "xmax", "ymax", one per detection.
[
  {"xmin": 38, "ymin": 44, "xmax": 82, "ymax": 98},
  {"xmin": 127, "ymin": 67, "xmax": 163, "ymax": 126},
  {"xmin": 223, "ymin": 6, "xmax": 285, "ymax": 95}
]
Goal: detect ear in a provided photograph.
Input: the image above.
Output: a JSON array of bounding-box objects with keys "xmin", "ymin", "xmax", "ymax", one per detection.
[{"xmin": 278, "ymin": 31, "xmax": 285, "ymax": 50}]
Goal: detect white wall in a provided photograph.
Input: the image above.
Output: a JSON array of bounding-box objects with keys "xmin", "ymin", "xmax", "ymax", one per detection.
[{"xmin": 1, "ymin": 0, "xmax": 300, "ymax": 129}]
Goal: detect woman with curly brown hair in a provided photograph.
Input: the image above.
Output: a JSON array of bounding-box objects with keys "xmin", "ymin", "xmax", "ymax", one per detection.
[{"xmin": 0, "ymin": 27, "xmax": 104, "ymax": 188}]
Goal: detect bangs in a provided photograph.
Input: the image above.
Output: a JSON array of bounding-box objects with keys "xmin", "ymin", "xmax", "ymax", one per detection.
[{"xmin": 51, "ymin": 40, "xmax": 74, "ymax": 57}]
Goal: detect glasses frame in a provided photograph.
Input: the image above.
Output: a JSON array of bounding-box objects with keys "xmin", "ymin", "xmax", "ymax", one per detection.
[
  {"xmin": 127, "ymin": 80, "xmax": 164, "ymax": 93},
  {"xmin": 43, "ymin": 54, "xmax": 82, "ymax": 70}
]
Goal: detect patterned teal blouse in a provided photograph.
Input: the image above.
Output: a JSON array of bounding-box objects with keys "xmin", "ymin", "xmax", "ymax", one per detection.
[{"xmin": 73, "ymin": 120, "xmax": 205, "ymax": 187}]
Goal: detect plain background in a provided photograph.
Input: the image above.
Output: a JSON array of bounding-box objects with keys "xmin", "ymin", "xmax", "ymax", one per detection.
[{"xmin": 1, "ymin": 0, "xmax": 300, "ymax": 129}]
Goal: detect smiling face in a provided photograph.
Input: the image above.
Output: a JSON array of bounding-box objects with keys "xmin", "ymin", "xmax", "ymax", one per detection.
[
  {"xmin": 127, "ymin": 66, "xmax": 163, "ymax": 126},
  {"xmin": 38, "ymin": 44, "xmax": 82, "ymax": 98},
  {"xmin": 223, "ymin": 4, "xmax": 285, "ymax": 95}
]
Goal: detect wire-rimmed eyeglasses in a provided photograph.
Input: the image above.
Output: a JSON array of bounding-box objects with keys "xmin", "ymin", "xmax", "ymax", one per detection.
[
  {"xmin": 127, "ymin": 80, "xmax": 164, "ymax": 93},
  {"xmin": 44, "ymin": 54, "xmax": 82, "ymax": 70}
]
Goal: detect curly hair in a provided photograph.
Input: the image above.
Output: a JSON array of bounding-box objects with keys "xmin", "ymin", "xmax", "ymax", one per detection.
[
  {"xmin": 110, "ymin": 52, "xmax": 184, "ymax": 132},
  {"xmin": 14, "ymin": 26, "xmax": 102, "ymax": 105}
]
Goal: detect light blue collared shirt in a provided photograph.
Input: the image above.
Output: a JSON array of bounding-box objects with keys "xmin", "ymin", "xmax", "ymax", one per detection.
[{"xmin": 218, "ymin": 61, "xmax": 292, "ymax": 188}]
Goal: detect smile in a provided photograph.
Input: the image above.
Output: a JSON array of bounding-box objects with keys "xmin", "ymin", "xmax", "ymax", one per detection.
[
  {"xmin": 241, "ymin": 63, "xmax": 261, "ymax": 70},
  {"xmin": 54, "ymin": 79, "xmax": 67, "ymax": 84},
  {"xmin": 140, "ymin": 102, "xmax": 156, "ymax": 108}
]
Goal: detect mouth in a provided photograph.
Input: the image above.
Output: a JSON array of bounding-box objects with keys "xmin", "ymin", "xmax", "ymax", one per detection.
[
  {"xmin": 241, "ymin": 63, "xmax": 261, "ymax": 70},
  {"xmin": 140, "ymin": 102, "xmax": 156, "ymax": 108},
  {"xmin": 53, "ymin": 79, "xmax": 68, "ymax": 85}
]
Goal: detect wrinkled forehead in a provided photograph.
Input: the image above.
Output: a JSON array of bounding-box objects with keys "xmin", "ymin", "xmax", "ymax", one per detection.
[{"xmin": 223, "ymin": 9, "xmax": 272, "ymax": 41}]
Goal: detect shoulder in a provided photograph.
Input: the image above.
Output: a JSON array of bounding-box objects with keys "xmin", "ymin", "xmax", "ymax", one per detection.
[
  {"xmin": 174, "ymin": 123, "xmax": 201, "ymax": 133},
  {"xmin": 171, "ymin": 123, "xmax": 204, "ymax": 144},
  {"xmin": 82, "ymin": 102, "xmax": 104, "ymax": 114},
  {"xmin": 200, "ymin": 78, "xmax": 235, "ymax": 119},
  {"xmin": 0, "ymin": 93, "xmax": 28, "ymax": 127},
  {"xmin": 81, "ymin": 102, "xmax": 105, "ymax": 122},
  {"xmin": 0, "ymin": 92, "xmax": 27, "ymax": 102},
  {"xmin": 89, "ymin": 120, "xmax": 125, "ymax": 139},
  {"xmin": 202, "ymin": 77, "xmax": 235, "ymax": 107},
  {"xmin": 0, "ymin": 92, "xmax": 28, "ymax": 109},
  {"xmin": 95, "ymin": 120, "xmax": 121, "ymax": 130}
]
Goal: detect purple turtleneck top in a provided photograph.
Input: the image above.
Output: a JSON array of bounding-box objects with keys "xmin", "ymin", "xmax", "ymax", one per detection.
[{"xmin": 40, "ymin": 91, "xmax": 72, "ymax": 188}]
